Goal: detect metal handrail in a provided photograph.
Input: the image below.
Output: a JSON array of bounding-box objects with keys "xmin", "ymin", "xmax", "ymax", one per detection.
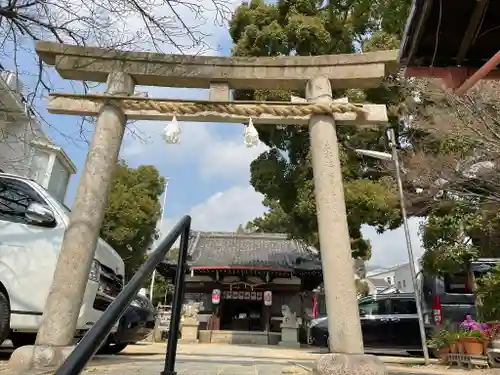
[{"xmin": 55, "ymin": 215, "xmax": 192, "ymax": 375}]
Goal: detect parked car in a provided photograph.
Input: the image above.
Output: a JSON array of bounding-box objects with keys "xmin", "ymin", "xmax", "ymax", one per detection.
[
  {"xmin": 0, "ymin": 173, "xmax": 125, "ymax": 347},
  {"xmin": 100, "ymin": 294, "xmax": 156, "ymax": 354},
  {"xmin": 308, "ymin": 293, "xmax": 432, "ymax": 355},
  {"xmin": 421, "ymin": 258, "xmax": 500, "ymax": 328}
]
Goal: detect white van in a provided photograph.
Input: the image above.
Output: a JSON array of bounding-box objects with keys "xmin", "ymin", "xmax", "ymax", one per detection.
[{"xmin": 0, "ymin": 173, "xmax": 125, "ymax": 347}]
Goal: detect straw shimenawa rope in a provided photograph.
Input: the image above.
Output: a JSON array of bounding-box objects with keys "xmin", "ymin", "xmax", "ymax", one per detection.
[{"xmin": 102, "ymin": 99, "xmax": 367, "ymax": 118}]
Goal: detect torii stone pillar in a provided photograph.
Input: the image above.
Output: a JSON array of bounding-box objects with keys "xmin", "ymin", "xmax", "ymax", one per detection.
[
  {"xmin": 8, "ymin": 72, "xmax": 135, "ymax": 371},
  {"xmin": 307, "ymin": 77, "xmax": 386, "ymax": 375}
]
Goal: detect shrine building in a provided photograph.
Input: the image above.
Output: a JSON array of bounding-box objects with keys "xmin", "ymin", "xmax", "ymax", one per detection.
[{"xmin": 162, "ymin": 231, "xmax": 322, "ymax": 345}]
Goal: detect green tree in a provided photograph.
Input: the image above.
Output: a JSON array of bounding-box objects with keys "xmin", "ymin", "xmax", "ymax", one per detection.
[
  {"xmin": 231, "ymin": 0, "xmax": 412, "ymax": 259},
  {"xmin": 101, "ymin": 161, "xmax": 166, "ymax": 278},
  {"xmin": 149, "ymin": 274, "xmax": 174, "ymax": 307},
  {"xmin": 401, "ymin": 80, "xmax": 500, "ymax": 272}
]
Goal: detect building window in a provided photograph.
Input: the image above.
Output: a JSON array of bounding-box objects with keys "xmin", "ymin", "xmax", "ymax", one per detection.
[
  {"xmin": 28, "ymin": 150, "xmax": 50, "ymax": 186},
  {"xmin": 402, "ymin": 280, "xmax": 406, "ymax": 288},
  {"xmin": 48, "ymin": 156, "xmax": 70, "ymax": 203}
]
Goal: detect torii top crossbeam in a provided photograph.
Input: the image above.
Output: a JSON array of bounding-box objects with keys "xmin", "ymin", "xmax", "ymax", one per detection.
[{"xmin": 36, "ymin": 41, "xmax": 398, "ymax": 90}]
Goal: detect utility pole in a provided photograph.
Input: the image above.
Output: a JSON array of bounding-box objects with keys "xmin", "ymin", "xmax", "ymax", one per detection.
[
  {"xmin": 389, "ymin": 127, "xmax": 430, "ymax": 364},
  {"xmin": 150, "ymin": 179, "xmax": 169, "ymax": 303},
  {"xmin": 354, "ymin": 129, "xmax": 430, "ymax": 364}
]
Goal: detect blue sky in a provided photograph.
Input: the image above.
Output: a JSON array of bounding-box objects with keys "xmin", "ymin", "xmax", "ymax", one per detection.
[{"xmin": 9, "ymin": 2, "xmax": 426, "ymax": 268}]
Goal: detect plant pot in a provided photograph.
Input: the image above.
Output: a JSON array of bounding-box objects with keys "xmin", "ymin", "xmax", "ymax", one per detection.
[
  {"xmin": 462, "ymin": 337, "xmax": 484, "ymax": 356},
  {"xmin": 483, "ymin": 339, "xmax": 490, "ymax": 355},
  {"xmin": 450, "ymin": 342, "xmax": 458, "ymax": 353},
  {"xmin": 457, "ymin": 340, "xmax": 465, "ymax": 354},
  {"xmin": 438, "ymin": 347, "xmax": 450, "ymax": 364}
]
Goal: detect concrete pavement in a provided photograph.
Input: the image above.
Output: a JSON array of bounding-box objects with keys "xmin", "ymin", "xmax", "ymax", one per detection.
[{"xmin": 1, "ymin": 342, "xmax": 498, "ymax": 375}]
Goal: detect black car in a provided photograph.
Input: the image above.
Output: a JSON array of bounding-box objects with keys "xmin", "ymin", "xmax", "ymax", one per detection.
[
  {"xmin": 421, "ymin": 258, "xmax": 500, "ymax": 328},
  {"xmin": 308, "ymin": 293, "xmax": 431, "ymax": 355},
  {"xmin": 100, "ymin": 294, "xmax": 156, "ymax": 354}
]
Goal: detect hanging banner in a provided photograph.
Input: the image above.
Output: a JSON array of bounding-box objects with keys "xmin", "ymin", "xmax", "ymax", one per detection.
[
  {"xmin": 312, "ymin": 295, "xmax": 318, "ymax": 319},
  {"xmin": 212, "ymin": 289, "xmax": 221, "ymax": 305},
  {"xmin": 264, "ymin": 290, "xmax": 272, "ymax": 306}
]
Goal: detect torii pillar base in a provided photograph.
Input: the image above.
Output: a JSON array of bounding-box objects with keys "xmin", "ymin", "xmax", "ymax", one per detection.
[
  {"xmin": 313, "ymin": 354, "xmax": 387, "ymax": 375},
  {"xmin": 7, "ymin": 345, "xmax": 74, "ymax": 373}
]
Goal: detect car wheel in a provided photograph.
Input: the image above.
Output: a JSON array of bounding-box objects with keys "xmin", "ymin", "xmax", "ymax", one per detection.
[
  {"xmin": 0, "ymin": 290, "xmax": 10, "ymax": 344},
  {"xmin": 10, "ymin": 333, "xmax": 36, "ymax": 348},
  {"xmin": 100, "ymin": 343, "xmax": 128, "ymax": 354}
]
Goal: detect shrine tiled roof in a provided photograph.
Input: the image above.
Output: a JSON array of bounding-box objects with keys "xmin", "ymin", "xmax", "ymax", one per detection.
[{"xmin": 164, "ymin": 231, "xmax": 321, "ymax": 271}]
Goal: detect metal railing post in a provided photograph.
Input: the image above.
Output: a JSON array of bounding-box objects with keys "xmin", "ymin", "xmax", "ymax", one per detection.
[
  {"xmin": 53, "ymin": 216, "xmax": 191, "ymax": 375},
  {"xmin": 162, "ymin": 223, "xmax": 190, "ymax": 375}
]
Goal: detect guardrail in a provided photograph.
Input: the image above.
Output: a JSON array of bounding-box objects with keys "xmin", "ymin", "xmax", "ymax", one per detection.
[{"xmin": 54, "ymin": 215, "xmax": 191, "ymax": 375}]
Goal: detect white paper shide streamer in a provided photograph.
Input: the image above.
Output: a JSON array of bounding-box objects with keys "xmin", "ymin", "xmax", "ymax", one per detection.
[
  {"xmin": 162, "ymin": 115, "xmax": 181, "ymax": 144},
  {"xmin": 244, "ymin": 118, "xmax": 259, "ymax": 148}
]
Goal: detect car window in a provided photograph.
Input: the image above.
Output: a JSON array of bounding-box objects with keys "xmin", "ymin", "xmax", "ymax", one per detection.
[
  {"xmin": 358, "ymin": 298, "xmax": 389, "ymax": 316},
  {"xmin": 391, "ymin": 298, "xmax": 417, "ymax": 314},
  {"xmin": 0, "ymin": 178, "xmax": 45, "ymax": 225},
  {"xmin": 444, "ymin": 273, "xmax": 472, "ymax": 294}
]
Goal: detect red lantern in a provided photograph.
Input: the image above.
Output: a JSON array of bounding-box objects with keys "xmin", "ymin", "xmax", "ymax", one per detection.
[
  {"xmin": 212, "ymin": 289, "xmax": 221, "ymax": 304},
  {"xmin": 264, "ymin": 290, "xmax": 272, "ymax": 306}
]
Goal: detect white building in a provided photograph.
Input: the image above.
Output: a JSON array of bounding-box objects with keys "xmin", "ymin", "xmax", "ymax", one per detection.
[
  {"xmin": 393, "ymin": 260, "xmax": 424, "ymax": 293},
  {"xmin": 366, "ymin": 266, "xmax": 398, "ymax": 286},
  {"xmin": 368, "ymin": 259, "xmax": 423, "ymax": 294},
  {"xmin": 0, "ymin": 68, "xmax": 76, "ymax": 203}
]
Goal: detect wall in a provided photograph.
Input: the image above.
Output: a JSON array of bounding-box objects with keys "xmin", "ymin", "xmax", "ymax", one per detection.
[
  {"xmin": 366, "ymin": 269, "xmax": 395, "ymax": 286},
  {"xmin": 0, "ymin": 68, "xmax": 74, "ymax": 204},
  {"xmin": 46, "ymin": 155, "xmax": 71, "ymax": 205},
  {"xmin": 0, "ymin": 118, "xmax": 45, "ymax": 176},
  {"xmin": 394, "ymin": 263, "xmax": 413, "ymax": 293}
]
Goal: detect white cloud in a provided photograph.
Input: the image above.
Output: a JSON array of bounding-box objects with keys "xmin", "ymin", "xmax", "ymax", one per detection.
[
  {"xmin": 198, "ymin": 134, "xmax": 268, "ymax": 180},
  {"xmin": 364, "ymin": 218, "xmax": 426, "ymax": 268},
  {"xmin": 122, "ymin": 119, "xmax": 269, "ymax": 183},
  {"xmin": 159, "ymin": 185, "xmax": 267, "ymax": 236}
]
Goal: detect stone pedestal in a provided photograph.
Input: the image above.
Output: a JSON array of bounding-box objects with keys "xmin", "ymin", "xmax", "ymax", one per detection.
[
  {"xmin": 314, "ymin": 353, "xmax": 387, "ymax": 375},
  {"xmin": 7, "ymin": 345, "xmax": 75, "ymax": 372},
  {"xmin": 279, "ymin": 324, "xmax": 300, "ymax": 349},
  {"xmin": 179, "ymin": 318, "xmax": 199, "ymax": 344}
]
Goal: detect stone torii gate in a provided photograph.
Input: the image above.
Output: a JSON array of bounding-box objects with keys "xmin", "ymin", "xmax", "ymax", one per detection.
[{"xmin": 10, "ymin": 41, "xmax": 397, "ymax": 375}]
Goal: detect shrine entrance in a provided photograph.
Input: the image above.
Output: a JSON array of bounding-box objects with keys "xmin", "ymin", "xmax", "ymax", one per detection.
[
  {"xmin": 220, "ymin": 299, "xmax": 263, "ymax": 331},
  {"xmin": 15, "ymin": 40, "xmax": 397, "ymax": 374}
]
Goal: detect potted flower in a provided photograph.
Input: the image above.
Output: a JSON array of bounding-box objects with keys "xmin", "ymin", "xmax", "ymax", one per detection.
[
  {"xmin": 450, "ymin": 331, "xmax": 464, "ymax": 353},
  {"xmin": 461, "ymin": 330, "xmax": 485, "ymax": 355},
  {"xmin": 459, "ymin": 315, "xmax": 489, "ymax": 355},
  {"xmin": 483, "ymin": 324, "xmax": 500, "ymax": 351},
  {"xmin": 426, "ymin": 328, "xmax": 453, "ymax": 363}
]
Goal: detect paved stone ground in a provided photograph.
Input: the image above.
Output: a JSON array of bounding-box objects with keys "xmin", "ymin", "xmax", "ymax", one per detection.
[{"xmin": 1, "ymin": 342, "xmax": 498, "ymax": 375}]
